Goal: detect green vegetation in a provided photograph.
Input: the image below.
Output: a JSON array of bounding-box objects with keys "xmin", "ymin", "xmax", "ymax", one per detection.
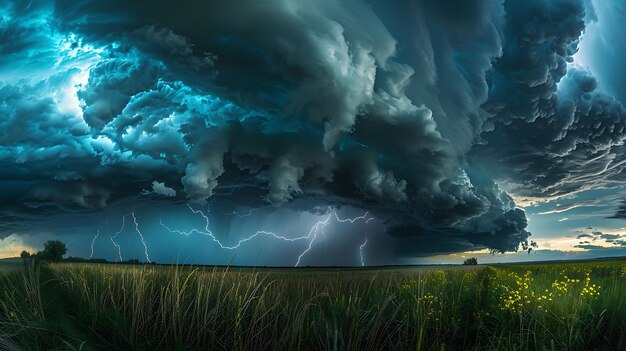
[
  {"xmin": 38, "ymin": 240, "xmax": 67, "ymax": 262},
  {"xmin": 19, "ymin": 240, "xmax": 68, "ymax": 262},
  {"xmin": 463, "ymin": 257, "xmax": 478, "ymax": 265},
  {"xmin": 0, "ymin": 259, "xmax": 625, "ymax": 350}
]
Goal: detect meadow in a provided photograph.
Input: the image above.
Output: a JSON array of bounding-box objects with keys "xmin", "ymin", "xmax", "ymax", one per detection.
[{"xmin": 0, "ymin": 259, "xmax": 625, "ymax": 350}]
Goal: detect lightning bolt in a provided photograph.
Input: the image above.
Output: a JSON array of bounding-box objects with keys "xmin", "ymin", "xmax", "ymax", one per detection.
[
  {"xmin": 110, "ymin": 216, "xmax": 125, "ymax": 262},
  {"xmin": 294, "ymin": 211, "xmax": 369, "ymax": 266},
  {"xmin": 160, "ymin": 204, "xmax": 313, "ymax": 248},
  {"xmin": 88, "ymin": 230, "xmax": 100, "ymax": 259},
  {"xmin": 131, "ymin": 212, "xmax": 151, "ymax": 263},
  {"xmin": 161, "ymin": 204, "xmax": 373, "ymax": 266},
  {"xmin": 359, "ymin": 237, "xmax": 368, "ymax": 267}
]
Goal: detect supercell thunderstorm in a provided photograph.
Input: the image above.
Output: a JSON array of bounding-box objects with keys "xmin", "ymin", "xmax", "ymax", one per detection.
[{"xmin": 0, "ymin": 0, "xmax": 625, "ymax": 265}]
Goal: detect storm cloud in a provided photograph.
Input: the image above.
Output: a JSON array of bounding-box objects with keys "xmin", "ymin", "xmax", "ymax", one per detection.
[
  {"xmin": 470, "ymin": 0, "xmax": 626, "ymax": 206},
  {"xmin": 1, "ymin": 0, "xmax": 623, "ymax": 264},
  {"xmin": 609, "ymin": 201, "xmax": 626, "ymax": 219}
]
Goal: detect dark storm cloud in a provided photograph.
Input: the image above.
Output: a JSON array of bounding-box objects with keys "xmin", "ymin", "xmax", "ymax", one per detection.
[
  {"xmin": 8, "ymin": 0, "xmax": 625, "ymax": 262},
  {"xmin": 78, "ymin": 55, "xmax": 164, "ymax": 129},
  {"xmin": 470, "ymin": 0, "xmax": 626, "ymax": 204},
  {"xmin": 609, "ymin": 201, "xmax": 626, "ymax": 219}
]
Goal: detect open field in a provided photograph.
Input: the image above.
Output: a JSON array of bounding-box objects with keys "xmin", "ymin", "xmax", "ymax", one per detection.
[{"xmin": 0, "ymin": 259, "xmax": 625, "ymax": 350}]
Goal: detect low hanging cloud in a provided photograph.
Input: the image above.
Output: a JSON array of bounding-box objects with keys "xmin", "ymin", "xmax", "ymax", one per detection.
[
  {"xmin": 574, "ymin": 244, "xmax": 607, "ymax": 250},
  {"xmin": 1, "ymin": 0, "xmax": 623, "ymax": 262},
  {"xmin": 149, "ymin": 181, "xmax": 176, "ymax": 198},
  {"xmin": 574, "ymin": 229, "xmax": 625, "ymax": 249}
]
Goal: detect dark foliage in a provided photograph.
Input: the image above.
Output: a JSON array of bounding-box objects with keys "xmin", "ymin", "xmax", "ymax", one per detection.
[
  {"xmin": 36, "ymin": 240, "xmax": 67, "ymax": 261},
  {"xmin": 463, "ymin": 257, "xmax": 478, "ymax": 265}
]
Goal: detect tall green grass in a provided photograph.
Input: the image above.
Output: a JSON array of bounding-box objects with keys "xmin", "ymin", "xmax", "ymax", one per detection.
[
  {"xmin": 0, "ymin": 260, "xmax": 47, "ymax": 350},
  {"xmin": 0, "ymin": 260, "xmax": 625, "ymax": 350}
]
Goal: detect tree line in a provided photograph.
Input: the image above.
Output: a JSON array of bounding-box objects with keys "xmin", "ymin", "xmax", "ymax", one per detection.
[
  {"xmin": 20, "ymin": 240, "xmax": 67, "ymax": 261},
  {"xmin": 19, "ymin": 240, "xmax": 151, "ymax": 264}
]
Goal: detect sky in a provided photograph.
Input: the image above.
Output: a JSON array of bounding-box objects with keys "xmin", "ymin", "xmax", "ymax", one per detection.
[{"xmin": 1, "ymin": 0, "xmax": 625, "ymax": 266}]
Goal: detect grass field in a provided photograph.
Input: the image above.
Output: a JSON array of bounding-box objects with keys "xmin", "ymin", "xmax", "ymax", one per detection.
[{"xmin": 0, "ymin": 259, "xmax": 625, "ymax": 350}]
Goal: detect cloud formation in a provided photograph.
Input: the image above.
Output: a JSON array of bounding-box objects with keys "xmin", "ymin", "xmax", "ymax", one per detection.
[
  {"xmin": 538, "ymin": 200, "xmax": 600, "ymax": 215},
  {"xmin": 574, "ymin": 228, "xmax": 626, "ymax": 250},
  {"xmin": 1, "ymin": 0, "xmax": 624, "ymax": 263},
  {"xmin": 470, "ymin": 0, "xmax": 626, "ymax": 205},
  {"xmin": 148, "ymin": 181, "xmax": 176, "ymax": 198},
  {"xmin": 609, "ymin": 201, "xmax": 626, "ymax": 219}
]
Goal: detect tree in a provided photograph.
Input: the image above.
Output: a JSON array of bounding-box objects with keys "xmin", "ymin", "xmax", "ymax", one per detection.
[
  {"xmin": 463, "ymin": 257, "xmax": 478, "ymax": 265},
  {"xmin": 20, "ymin": 250, "xmax": 31, "ymax": 258},
  {"xmin": 40, "ymin": 240, "xmax": 67, "ymax": 261}
]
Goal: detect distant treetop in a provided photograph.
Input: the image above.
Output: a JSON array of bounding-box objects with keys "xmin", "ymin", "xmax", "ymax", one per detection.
[{"xmin": 463, "ymin": 257, "xmax": 478, "ymax": 265}]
